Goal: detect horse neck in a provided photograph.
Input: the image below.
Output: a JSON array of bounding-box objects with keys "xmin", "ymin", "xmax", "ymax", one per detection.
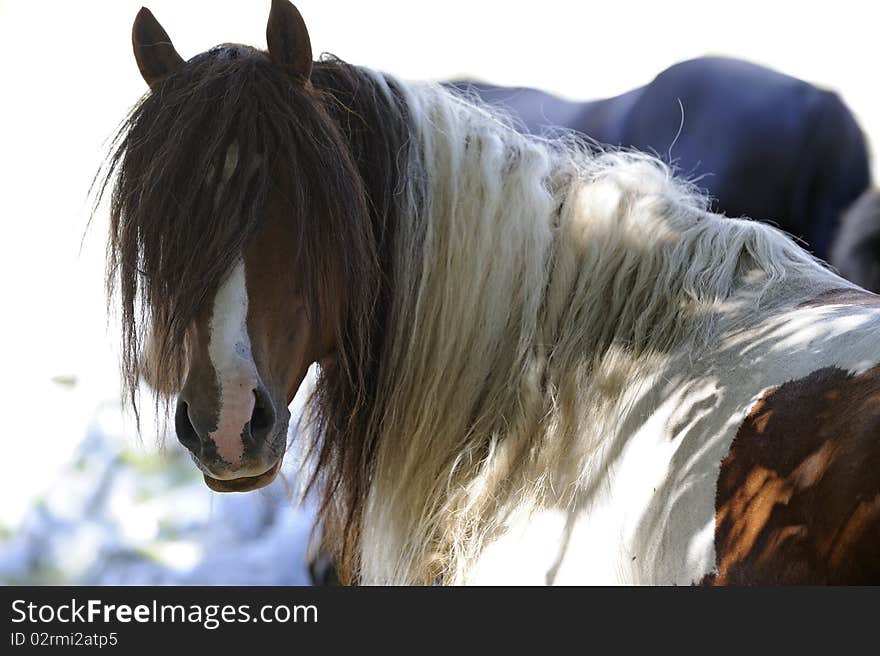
[{"xmin": 352, "ymin": 80, "xmax": 834, "ymax": 584}]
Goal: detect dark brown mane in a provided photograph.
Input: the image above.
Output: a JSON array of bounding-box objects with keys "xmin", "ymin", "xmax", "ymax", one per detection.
[{"xmin": 96, "ymin": 46, "xmax": 422, "ymax": 582}]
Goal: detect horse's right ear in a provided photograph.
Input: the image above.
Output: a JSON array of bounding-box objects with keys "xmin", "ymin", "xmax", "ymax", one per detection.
[{"xmin": 132, "ymin": 7, "xmax": 184, "ymax": 89}]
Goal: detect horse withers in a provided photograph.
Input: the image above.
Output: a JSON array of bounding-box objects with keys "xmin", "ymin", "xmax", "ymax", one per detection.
[{"xmin": 100, "ymin": 0, "xmax": 880, "ymax": 584}]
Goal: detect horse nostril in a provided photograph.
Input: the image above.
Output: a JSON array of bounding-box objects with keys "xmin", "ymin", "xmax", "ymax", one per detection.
[
  {"xmin": 174, "ymin": 401, "xmax": 201, "ymax": 452},
  {"xmin": 249, "ymin": 388, "xmax": 275, "ymax": 442}
]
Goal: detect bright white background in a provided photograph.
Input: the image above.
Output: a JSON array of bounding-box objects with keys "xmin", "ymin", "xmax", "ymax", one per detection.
[{"xmin": 0, "ymin": 0, "xmax": 877, "ymax": 529}]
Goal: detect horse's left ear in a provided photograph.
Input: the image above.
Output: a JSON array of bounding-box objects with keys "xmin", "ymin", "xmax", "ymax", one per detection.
[
  {"xmin": 132, "ymin": 7, "xmax": 184, "ymax": 89},
  {"xmin": 266, "ymin": 0, "xmax": 313, "ymax": 82}
]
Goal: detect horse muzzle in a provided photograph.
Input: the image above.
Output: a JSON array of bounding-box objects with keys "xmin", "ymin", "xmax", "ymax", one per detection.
[{"xmin": 174, "ymin": 384, "xmax": 290, "ymax": 493}]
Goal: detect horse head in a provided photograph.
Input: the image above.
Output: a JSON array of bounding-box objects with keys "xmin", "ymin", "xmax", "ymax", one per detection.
[{"xmin": 121, "ymin": 1, "xmax": 366, "ymax": 493}]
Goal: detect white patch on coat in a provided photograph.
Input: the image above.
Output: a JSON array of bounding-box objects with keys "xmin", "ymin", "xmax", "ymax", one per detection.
[
  {"xmin": 207, "ymin": 259, "xmax": 258, "ymax": 464},
  {"xmin": 469, "ymin": 303, "xmax": 880, "ymax": 585}
]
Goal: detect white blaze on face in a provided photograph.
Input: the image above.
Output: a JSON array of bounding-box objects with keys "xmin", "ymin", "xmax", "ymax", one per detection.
[
  {"xmin": 208, "ymin": 260, "xmax": 258, "ymax": 464},
  {"xmin": 213, "ymin": 142, "xmax": 239, "ymax": 209}
]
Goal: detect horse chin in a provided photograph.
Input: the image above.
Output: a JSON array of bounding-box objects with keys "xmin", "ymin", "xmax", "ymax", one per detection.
[{"xmin": 202, "ymin": 458, "xmax": 282, "ymax": 493}]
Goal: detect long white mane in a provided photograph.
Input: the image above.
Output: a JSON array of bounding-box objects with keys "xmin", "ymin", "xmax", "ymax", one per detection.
[{"xmin": 308, "ymin": 77, "xmax": 847, "ymax": 584}]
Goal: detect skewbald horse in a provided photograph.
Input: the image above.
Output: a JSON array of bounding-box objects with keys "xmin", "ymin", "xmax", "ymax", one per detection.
[{"xmin": 99, "ymin": 0, "xmax": 880, "ymax": 584}]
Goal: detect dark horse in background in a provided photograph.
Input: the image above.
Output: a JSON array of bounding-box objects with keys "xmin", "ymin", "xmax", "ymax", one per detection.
[{"xmin": 450, "ymin": 59, "xmax": 878, "ymax": 287}]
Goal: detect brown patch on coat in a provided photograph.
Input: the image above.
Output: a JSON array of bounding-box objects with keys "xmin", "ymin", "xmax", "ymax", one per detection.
[
  {"xmin": 702, "ymin": 366, "xmax": 880, "ymax": 585},
  {"xmin": 798, "ymin": 288, "xmax": 880, "ymax": 308}
]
